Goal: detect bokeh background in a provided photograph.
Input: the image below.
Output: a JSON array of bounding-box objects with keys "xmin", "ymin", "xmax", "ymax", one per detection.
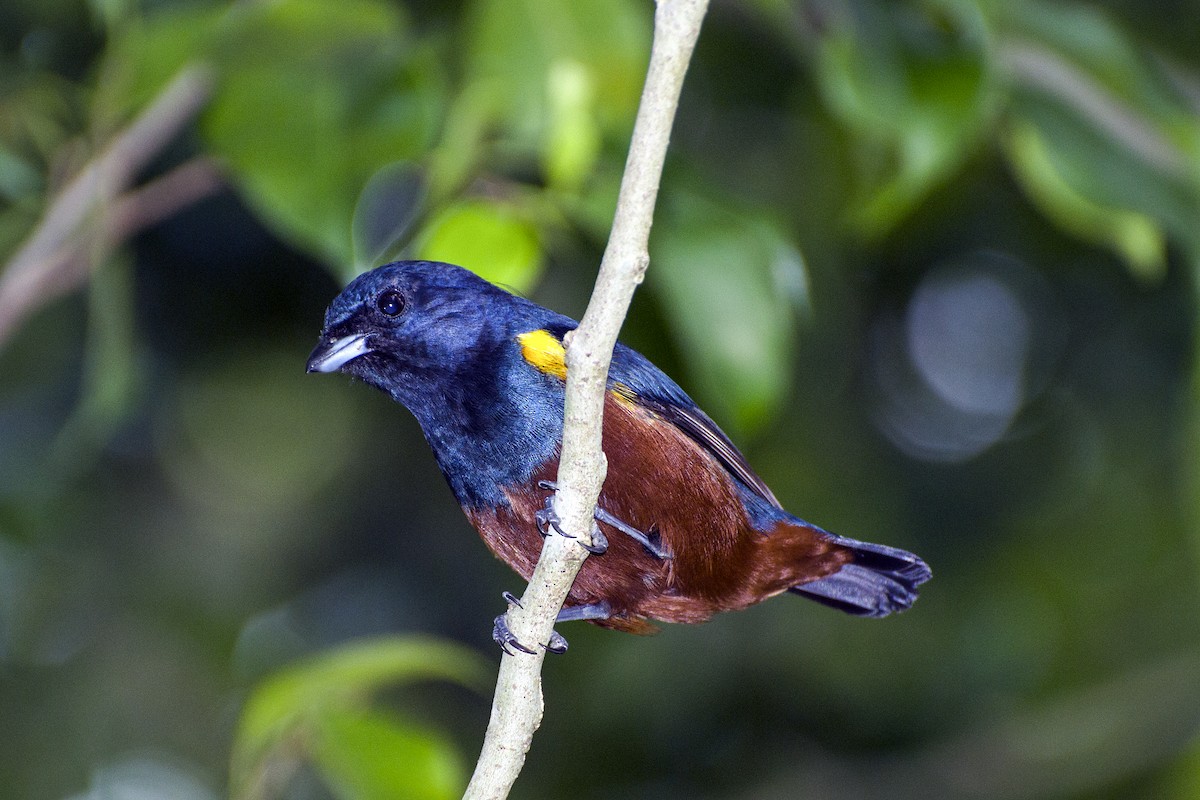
[{"xmin": 3, "ymin": 0, "xmax": 1200, "ymax": 798}]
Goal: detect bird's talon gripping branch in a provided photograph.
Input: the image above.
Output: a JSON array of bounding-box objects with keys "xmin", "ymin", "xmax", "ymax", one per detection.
[
  {"xmin": 543, "ymin": 630, "xmax": 569, "ymax": 655},
  {"xmin": 581, "ymin": 522, "xmax": 608, "ymax": 555},
  {"xmin": 533, "ymin": 488, "xmax": 606, "ymax": 555},
  {"xmin": 537, "ymin": 481, "xmax": 663, "ymax": 558},
  {"xmin": 493, "ymin": 597, "xmax": 572, "ymax": 655},
  {"xmin": 492, "ymin": 612, "xmax": 536, "ymax": 656},
  {"xmin": 534, "ymin": 496, "xmax": 576, "ymax": 540}
]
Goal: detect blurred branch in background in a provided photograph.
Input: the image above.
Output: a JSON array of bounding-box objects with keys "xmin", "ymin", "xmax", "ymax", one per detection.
[
  {"xmin": 0, "ymin": 66, "xmax": 218, "ymax": 351},
  {"xmin": 999, "ymin": 41, "xmax": 1188, "ymax": 178}
]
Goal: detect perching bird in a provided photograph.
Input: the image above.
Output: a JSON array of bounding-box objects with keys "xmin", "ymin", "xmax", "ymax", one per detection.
[{"xmin": 307, "ymin": 260, "xmax": 930, "ymax": 651}]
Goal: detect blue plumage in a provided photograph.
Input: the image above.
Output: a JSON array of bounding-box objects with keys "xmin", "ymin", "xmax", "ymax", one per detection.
[
  {"xmin": 317, "ymin": 262, "xmax": 569, "ymax": 506},
  {"xmin": 308, "ymin": 260, "xmax": 930, "ymax": 635}
]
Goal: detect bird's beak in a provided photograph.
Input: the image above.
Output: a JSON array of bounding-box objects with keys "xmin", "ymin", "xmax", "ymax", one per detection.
[{"xmin": 306, "ymin": 333, "xmax": 373, "ymax": 373}]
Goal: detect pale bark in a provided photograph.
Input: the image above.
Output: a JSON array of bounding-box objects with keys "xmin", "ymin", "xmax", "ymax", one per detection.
[{"xmin": 461, "ymin": 1, "xmax": 710, "ymax": 798}]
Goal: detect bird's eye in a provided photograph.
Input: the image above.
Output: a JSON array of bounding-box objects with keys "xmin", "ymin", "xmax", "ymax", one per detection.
[{"xmin": 377, "ymin": 289, "xmax": 405, "ymax": 317}]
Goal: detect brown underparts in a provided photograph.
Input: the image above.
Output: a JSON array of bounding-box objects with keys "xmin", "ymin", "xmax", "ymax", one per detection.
[{"xmin": 467, "ymin": 394, "xmax": 851, "ymax": 634}]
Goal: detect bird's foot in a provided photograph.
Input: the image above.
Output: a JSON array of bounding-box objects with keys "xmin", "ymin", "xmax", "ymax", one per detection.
[
  {"xmin": 594, "ymin": 508, "xmax": 671, "ymax": 559},
  {"xmin": 534, "ymin": 485, "xmax": 608, "ymax": 554},
  {"xmin": 492, "ymin": 593, "xmax": 570, "ymax": 655},
  {"xmin": 492, "ymin": 612, "xmax": 535, "ymax": 656},
  {"xmin": 538, "ymin": 480, "xmax": 669, "ymax": 560},
  {"xmin": 534, "ymin": 495, "xmax": 571, "ymax": 538},
  {"xmin": 546, "ymin": 630, "xmax": 569, "ymax": 654}
]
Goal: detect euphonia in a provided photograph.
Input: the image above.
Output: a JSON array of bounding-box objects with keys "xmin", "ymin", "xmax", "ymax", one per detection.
[{"xmin": 307, "ymin": 261, "xmax": 930, "ymax": 652}]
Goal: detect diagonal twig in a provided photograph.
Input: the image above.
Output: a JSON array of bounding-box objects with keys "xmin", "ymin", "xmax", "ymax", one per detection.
[
  {"xmin": 461, "ymin": 2, "xmax": 710, "ymax": 798},
  {"xmin": 0, "ymin": 65, "xmax": 215, "ymax": 350}
]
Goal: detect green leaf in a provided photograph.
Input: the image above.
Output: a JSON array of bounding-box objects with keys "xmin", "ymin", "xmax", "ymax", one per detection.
[
  {"xmin": 543, "ymin": 59, "xmax": 602, "ymax": 191},
  {"xmin": 437, "ymin": 0, "xmax": 648, "ymax": 192},
  {"xmin": 414, "ymin": 200, "xmax": 543, "ymax": 293},
  {"xmin": 95, "ymin": 4, "xmax": 226, "ymax": 119},
  {"xmin": 99, "ymin": 0, "xmax": 445, "ymax": 269},
  {"xmin": 230, "ymin": 636, "xmax": 488, "ymax": 800},
  {"xmin": 984, "ymin": 0, "xmax": 1200, "ymax": 276},
  {"xmin": 202, "ymin": 0, "xmax": 443, "ymax": 267},
  {"xmin": 983, "ymin": 0, "xmax": 1187, "ymax": 117},
  {"xmin": 651, "ymin": 195, "xmax": 808, "ymax": 435},
  {"xmin": 312, "ymin": 709, "xmax": 464, "ymax": 800},
  {"xmin": 463, "ymin": 0, "xmax": 647, "ymax": 132},
  {"xmin": 813, "ymin": 0, "xmax": 995, "ymax": 233},
  {"xmin": 1004, "ymin": 119, "xmax": 1167, "ymax": 281},
  {"xmin": 352, "ymin": 163, "xmax": 428, "ymax": 278}
]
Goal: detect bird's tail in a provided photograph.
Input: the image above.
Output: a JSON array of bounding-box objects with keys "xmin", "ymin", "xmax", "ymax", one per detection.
[{"xmin": 789, "ymin": 536, "xmax": 931, "ymax": 618}]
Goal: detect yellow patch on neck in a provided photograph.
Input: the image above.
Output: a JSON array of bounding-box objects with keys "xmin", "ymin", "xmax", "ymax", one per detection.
[
  {"xmin": 517, "ymin": 329, "xmax": 567, "ymax": 379},
  {"xmin": 610, "ymin": 381, "xmax": 640, "ymax": 409}
]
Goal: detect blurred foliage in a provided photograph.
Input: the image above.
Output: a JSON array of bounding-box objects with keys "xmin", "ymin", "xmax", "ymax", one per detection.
[
  {"xmin": 3, "ymin": 0, "xmax": 1200, "ymax": 799},
  {"xmin": 231, "ymin": 637, "xmax": 488, "ymax": 800}
]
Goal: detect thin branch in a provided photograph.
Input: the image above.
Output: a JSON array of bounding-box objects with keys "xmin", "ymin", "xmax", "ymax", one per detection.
[
  {"xmin": 107, "ymin": 156, "xmax": 224, "ymax": 241},
  {"xmin": 998, "ymin": 41, "xmax": 1187, "ymax": 177},
  {"xmin": 0, "ymin": 65, "xmax": 214, "ymax": 350},
  {"xmin": 461, "ymin": 1, "xmax": 709, "ymax": 798},
  {"xmin": 0, "ymin": 156, "xmax": 224, "ymax": 350}
]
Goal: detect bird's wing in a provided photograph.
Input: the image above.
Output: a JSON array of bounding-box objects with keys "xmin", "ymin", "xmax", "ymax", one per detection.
[
  {"xmin": 514, "ymin": 323, "xmax": 784, "ymax": 510},
  {"xmin": 607, "ymin": 343, "xmax": 784, "ymax": 510}
]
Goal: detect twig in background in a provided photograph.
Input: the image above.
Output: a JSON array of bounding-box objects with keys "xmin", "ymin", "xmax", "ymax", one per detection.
[{"xmin": 0, "ymin": 66, "xmax": 216, "ymax": 350}]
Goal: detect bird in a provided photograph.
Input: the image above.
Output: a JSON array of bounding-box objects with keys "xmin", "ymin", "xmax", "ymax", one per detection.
[{"xmin": 307, "ymin": 260, "xmax": 930, "ymax": 652}]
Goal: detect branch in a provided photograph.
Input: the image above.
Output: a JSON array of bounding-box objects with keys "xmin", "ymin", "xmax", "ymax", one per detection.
[
  {"xmin": 462, "ymin": 1, "xmax": 709, "ymax": 798},
  {"xmin": 0, "ymin": 65, "xmax": 215, "ymax": 350},
  {"xmin": 998, "ymin": 41, "xmax": 1187, "ymax": 177},
  {"xmin": 0, "ymin": 157, "xmax": 225, "ymax": 330}
]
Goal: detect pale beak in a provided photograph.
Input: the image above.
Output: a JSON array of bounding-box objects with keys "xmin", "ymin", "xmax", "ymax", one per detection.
[{"xmin": 306, "ymin": 333, "xmax": 373, "ymax": 373}]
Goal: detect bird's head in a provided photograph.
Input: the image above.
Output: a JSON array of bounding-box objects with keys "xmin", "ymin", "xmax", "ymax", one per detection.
[{"xmin": 306, "ymin": 260, "xmax": 525, "ymax": 398}]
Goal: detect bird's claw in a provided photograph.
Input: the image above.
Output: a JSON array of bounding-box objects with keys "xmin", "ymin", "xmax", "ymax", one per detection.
[
  {"xmin": 492, "ymin": 612, "xmax": 536, "ymax": 656},
  {"xmin": 535, "ymin": 496, "xmax": 575, "ymax": 539},
  {"xmin": 581, "ymin": 522, "xmax": 608, "ymax": 554},
  {"xmin": 537, "ymin": 481, "xmax": 668, "ymax": 560},
  {"xmin": 544, "ymin": 630, "xmax": 569, "ymax": 655},
  {"xmin": 534, "ymin": 486, "xmax": 608, "ymax": 555},
  {"xmin": 492, "ymin": 593, "xmax": 571, "ymax": 656}
]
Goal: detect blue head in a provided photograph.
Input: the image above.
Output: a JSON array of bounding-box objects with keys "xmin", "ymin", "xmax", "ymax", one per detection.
[
  {"xmin": 309, "ymin": 260, "xmax": 531, "ymax": 395},
  {"xmin": 307, "ymin": 260, "xmax": 571, "ymax": 507}
]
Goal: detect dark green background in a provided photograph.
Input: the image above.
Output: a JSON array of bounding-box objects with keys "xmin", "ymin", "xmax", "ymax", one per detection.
[{"xmin": 2, "ymin": 0, "xmax": 1200, "ymax": 798}]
